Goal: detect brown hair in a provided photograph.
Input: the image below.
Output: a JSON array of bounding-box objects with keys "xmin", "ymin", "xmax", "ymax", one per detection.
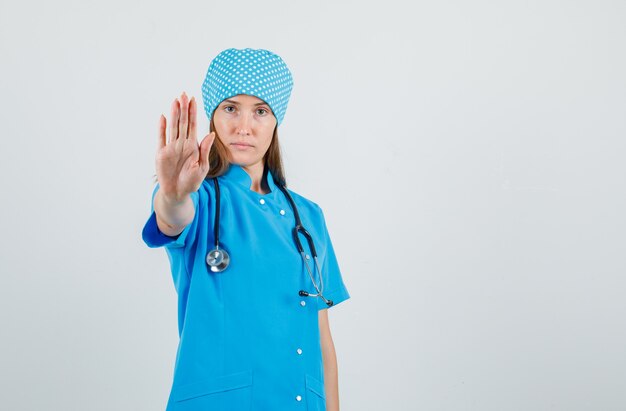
[{"xmin": 151, "ymin": 116, "xmax": 287, "ymax": 190}]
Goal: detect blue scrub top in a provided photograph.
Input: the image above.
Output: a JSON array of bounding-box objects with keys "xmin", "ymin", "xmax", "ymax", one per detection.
[{"xmin": 142, "ymin": 164, "xmax": 350, "ymax": 411}]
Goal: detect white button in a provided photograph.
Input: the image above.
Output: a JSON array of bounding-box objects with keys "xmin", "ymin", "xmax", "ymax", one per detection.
[
  {"xmin": 296, "ymin": 395, "xmax": 302, "ymax": 401},
  {"xmin": 305, "ymin": 254, "xmax": 310, "ymax": 260},
  {"xmin": 296, "ymin": 348, "xmax": 303, "ymax": 355},
  {"xmin": 259, "ymin": 199, "xmax": 266, "ymax": 205},
  {"xmin": 300, "ymin": 300, "xmax": 306, "ymax": 307},
  {"xmin": 280, "ymin": 209, "xmax": 286, "ymax": 215}
]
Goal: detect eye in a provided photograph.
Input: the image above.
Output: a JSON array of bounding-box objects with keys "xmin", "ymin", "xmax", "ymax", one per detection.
[
  {"xmin": 224, "ymin": 105, "xmax": 235, "ymax": 113},
  {"xmin": 257, "ymin": 108, "xmax": 269, "ymax": 116}
]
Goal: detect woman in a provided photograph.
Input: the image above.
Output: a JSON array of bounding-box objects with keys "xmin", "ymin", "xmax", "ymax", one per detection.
[{"xmin": 142, "ymin": 48, "xmax": 350, "ymax": 411}]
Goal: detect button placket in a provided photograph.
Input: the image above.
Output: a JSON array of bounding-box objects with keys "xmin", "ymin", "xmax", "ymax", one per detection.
[{"xmin": 284, "ymin": 191, "xmax": 306, "ymax": 405}]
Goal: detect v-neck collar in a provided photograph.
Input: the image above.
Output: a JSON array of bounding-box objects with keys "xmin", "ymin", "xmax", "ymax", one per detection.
[{"xmin": 220, "ymin": 163, "xmax": 277, "ymax": 194}]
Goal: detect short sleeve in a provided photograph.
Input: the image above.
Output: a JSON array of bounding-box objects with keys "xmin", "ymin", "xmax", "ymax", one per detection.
[
  {"xmin": 141, "ymin": 183, "xmax": 200, "ymax": 249},
  {"xmin": 316, "ymin": 208, "xmax": 350, "ymax": 310}
]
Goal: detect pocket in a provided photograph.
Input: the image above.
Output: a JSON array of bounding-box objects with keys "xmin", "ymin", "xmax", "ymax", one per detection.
[
  {"xmin": 172, "ymin": 370, "xmax": 253, "ymax": 411},
  {"xmin": 305, "ymin": 373, "xmax": 326, "ymax": 411}
]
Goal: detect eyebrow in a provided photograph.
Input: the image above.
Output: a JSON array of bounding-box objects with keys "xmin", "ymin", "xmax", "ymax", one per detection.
[{"xmin": 222, "ymin": 99, "xmax": 268, "ymax": 107}]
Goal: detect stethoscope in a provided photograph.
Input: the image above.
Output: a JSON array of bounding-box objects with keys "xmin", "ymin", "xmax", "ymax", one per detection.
[{"xmin": 205, "ymin": 175, "xmax": 334, "ymax": 307}]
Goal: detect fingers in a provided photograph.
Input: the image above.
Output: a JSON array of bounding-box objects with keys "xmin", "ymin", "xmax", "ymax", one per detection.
[
  {"xmin": 169, "ymin": 98, "xmax": 180, "ymax": 143},
  {"xmin": 178, "ymin": 92, "xmax": 190, "ymax": 141},
  {"xmin": 157, "ymin": 114, "xmax": 166, "ymax": 149},
  {"xmin": 164, "ymin": 92, "xmax": 194, "ymax": 148},
  {"xmin": 188, "ymin": 96, "xmax": 197, "ymax": 142}
]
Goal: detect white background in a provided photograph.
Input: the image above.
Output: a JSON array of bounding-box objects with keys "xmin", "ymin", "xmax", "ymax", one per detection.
[{"xmin": 1, "ymin": 0, "xmax": 625, "ymax": 410}]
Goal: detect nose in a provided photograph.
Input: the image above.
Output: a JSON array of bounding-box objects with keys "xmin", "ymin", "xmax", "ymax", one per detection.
[{"xmin": 236, "ymin": 112, "xmax": 252, "ymax": 136}]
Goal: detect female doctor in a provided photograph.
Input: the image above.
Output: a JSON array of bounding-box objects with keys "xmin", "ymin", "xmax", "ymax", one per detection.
[{"xmin": 142, "ymin": 48, "xmax": 350, "ymax": 411}]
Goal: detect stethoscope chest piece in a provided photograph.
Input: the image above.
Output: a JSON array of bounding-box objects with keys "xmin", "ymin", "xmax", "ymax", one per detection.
[{"xmin": 206, "ymin": 247, "xmax": 230, "ymax": 272}]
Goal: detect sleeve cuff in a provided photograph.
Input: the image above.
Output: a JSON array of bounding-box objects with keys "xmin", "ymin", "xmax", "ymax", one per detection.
[
  {"xmin": 317, "ymin": 286, "xmax": 351, "ymax": 310},
  {"xmin": 141, "ymin": 210, "xmax": 193, "ymax": 249}
]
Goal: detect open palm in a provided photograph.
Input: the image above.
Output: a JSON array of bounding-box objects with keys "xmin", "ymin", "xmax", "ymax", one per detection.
[{"xmin": 156, "ymin": 92, "xmax": 215, "ymax": 201}]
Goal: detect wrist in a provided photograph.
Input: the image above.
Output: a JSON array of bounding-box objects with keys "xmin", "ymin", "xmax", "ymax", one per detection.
[{"xmin": 158, "ymin": 189, "xmax": 189, "ymax": 206}]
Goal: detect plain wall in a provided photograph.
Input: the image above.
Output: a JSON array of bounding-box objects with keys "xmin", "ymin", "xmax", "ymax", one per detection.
[{"xmin": 1, "ymin": 0, "xmax": 625, "ymax": 410}]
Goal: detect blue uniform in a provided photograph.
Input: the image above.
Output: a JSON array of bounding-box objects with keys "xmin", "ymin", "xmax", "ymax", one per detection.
[{"xmin": 141, "ymin": 164, "xmax": 350, "ymax": 411}]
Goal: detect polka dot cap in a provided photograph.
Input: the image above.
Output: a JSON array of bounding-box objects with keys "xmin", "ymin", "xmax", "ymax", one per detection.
[{"xmin": 201, "ymin": 48, "xmax": 294, "ymax": 127}]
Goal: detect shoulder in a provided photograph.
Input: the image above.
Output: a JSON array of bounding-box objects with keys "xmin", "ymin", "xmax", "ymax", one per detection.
[
  {"xmin": 282, "ymin": 186, "xmax": 330, "ymax": 234},
  {"xmin": 284, "ymin": 186, "xmax": 324, "ymax": 216}
]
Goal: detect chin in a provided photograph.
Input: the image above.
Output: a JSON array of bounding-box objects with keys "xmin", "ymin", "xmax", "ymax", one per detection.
[{"xmin": 229, "ymin": 153, "xmax": 260, "ymax": 167}]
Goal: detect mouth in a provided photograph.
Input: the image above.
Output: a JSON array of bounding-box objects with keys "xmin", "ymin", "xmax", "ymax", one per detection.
[{"xmin": 230, "ymin": 142, "xmax": 253, "ymax": 149}]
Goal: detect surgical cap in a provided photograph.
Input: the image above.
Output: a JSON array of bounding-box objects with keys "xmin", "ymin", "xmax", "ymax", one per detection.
[{"xmin": 201, "ymin": 48, "xmax": 294, "ymax": 127}]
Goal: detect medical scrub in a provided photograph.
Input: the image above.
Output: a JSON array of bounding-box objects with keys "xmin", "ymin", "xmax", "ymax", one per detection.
[{"xmin": 141, "ymin": 164, "xmax": 350, "ymax": 411}]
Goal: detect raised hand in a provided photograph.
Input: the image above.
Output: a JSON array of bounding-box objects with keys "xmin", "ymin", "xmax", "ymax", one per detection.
[{"xmin": 156, "ymin": 91, "xmax": 215, "ymax": 202}]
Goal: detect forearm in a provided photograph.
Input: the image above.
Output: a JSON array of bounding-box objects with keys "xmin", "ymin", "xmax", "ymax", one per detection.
[
  {"xmin": 322, "ymin": 336, "xmax": 340, "ymax": 411},
  {"xmin": 153, "ymin": 188, "xmax": 195, "ymax": 236}
]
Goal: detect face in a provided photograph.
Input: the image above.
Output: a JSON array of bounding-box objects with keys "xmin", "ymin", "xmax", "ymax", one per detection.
[{"xmin": 212, "ymin": 94, "xmax": 277, "ymax": 168}]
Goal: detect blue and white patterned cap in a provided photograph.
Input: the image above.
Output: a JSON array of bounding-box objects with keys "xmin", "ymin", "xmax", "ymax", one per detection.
[{"xmin": 201, "ymin": 48, "xmax": 294, "ymax": 127}]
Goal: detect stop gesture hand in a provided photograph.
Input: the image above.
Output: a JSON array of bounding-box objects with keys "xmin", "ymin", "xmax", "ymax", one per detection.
[{"xmin": 156, "ymin": 91, "xmax": 215, "ymax": 202}]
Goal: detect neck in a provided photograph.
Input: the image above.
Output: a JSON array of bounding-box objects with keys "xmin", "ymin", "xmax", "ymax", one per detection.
[{"xmin": 242, "ymin": 162, "xmax": 268, "ymax": 194}]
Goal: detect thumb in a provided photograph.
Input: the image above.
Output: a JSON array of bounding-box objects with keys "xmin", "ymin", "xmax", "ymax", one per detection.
[{"xmin": 200, "ymin": 131, "xmax": 215, "ymax": 170}]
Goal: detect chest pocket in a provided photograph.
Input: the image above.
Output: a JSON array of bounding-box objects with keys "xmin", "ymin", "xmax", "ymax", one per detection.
[{"xmin": 172, "ymin": 370, "xmax": 253, "ymax": 411}]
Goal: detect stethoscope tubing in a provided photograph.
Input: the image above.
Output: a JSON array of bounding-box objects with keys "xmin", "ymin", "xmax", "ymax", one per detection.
[{"xmin": 206, "ymin": 174, "xmax": 333, "ymax": 306}]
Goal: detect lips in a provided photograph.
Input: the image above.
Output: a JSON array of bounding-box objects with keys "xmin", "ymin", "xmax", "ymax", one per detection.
[{"xmin": 231, "ymin": 142, "xmax": 253, "ymax": 149}]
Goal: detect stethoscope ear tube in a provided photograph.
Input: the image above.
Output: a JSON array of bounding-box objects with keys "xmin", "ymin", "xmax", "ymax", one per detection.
[
  {"xmin": 292, "ymin": 225, "xmax": 317, "ymax": 257},
  {"xmin": 299, "ymin": 290, "xmax": 333, "ymax": 306}
]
